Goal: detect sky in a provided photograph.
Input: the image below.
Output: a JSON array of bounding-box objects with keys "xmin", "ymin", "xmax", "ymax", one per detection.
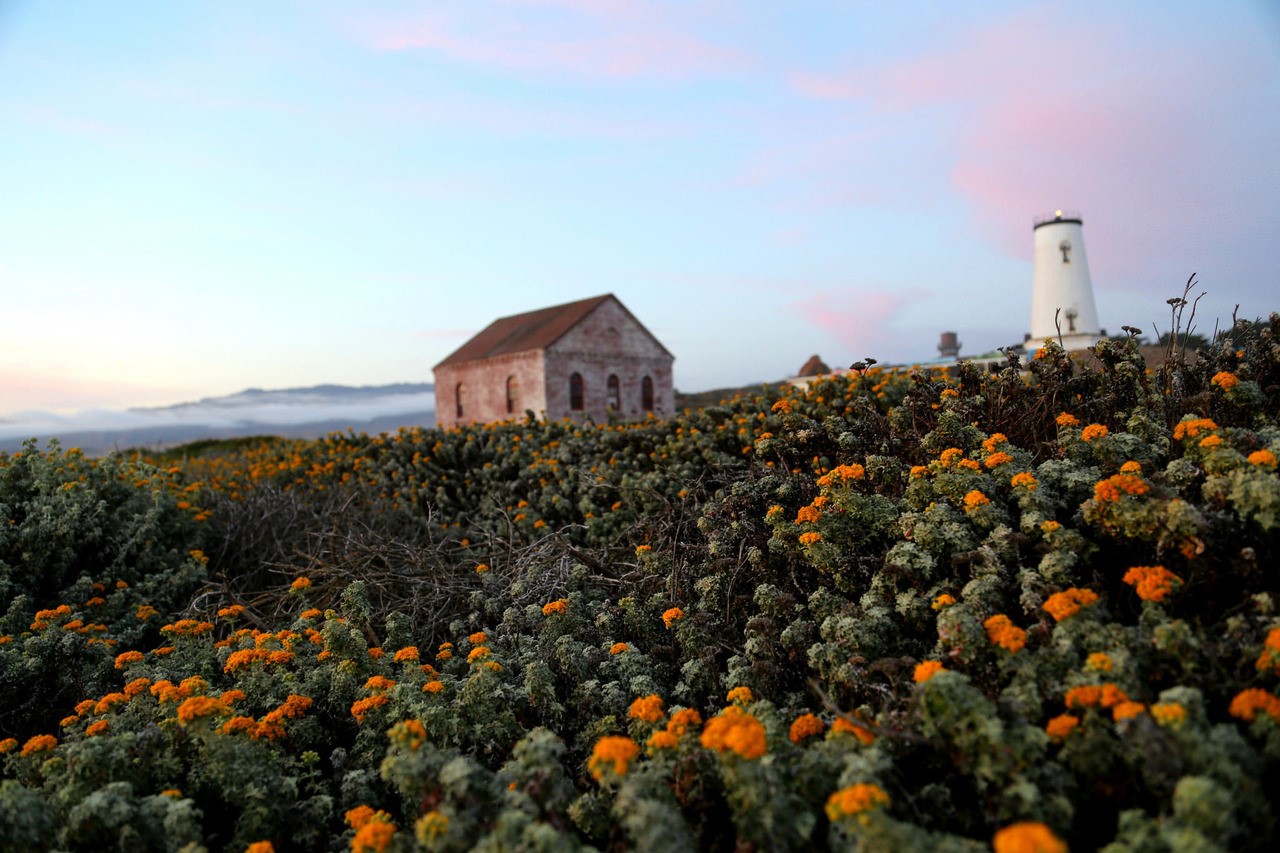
[{"xmin": 2, "ymin": 0, "xmax": 1278, "ymax": 421}]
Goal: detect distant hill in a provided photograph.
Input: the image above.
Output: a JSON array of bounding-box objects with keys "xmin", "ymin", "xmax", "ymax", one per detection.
[{"xmin": 0, "ymin": 383, "xmax": 435, "ymax": 456}]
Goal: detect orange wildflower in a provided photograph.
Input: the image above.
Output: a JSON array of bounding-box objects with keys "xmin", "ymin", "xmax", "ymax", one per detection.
[
  {"xmin": 913, "ymin": 660, "xmax": 946, "ymax": 683},
  {"xmin": 1123, "ymin": 565, "xmax": 1182, "ymax": 603},
  {"xmin": 798, "ymin": 531, "xmax": 822, "ymax": 545},
  {"xmin": 824, "ymin": 783, "xmax": 890, "ymax": 821},
  {"xmin": 1056, "ymin": 413, "xmax": 1081, "ymax": 427},
  {"xmin": 1249, "ymin": 449, "xmax": 1277, "ymax": 468},
  {"xmin": 984, "ymin": 614, "xmax": 1027, "ymax": 652},
  {"xmin": 789, "ymin": 713, "xmax": 825, "ymax": 744},
  {"xmin": 993, "ymin": 822, "xmax": 1067, "ymax": 853},
  {"xmin": 1229, "ymin": 688, "xmax": 1280, "ymax": 723},
  {"xmin": 628, "ymin": 694, "xmax": 666, "ymax": 724},
  {"xmin": 931, "ymin": 594, "xmax": 956, "ymax": 610},
  {"xmin": 1093, "ymin": 473, "xmax": 1149, "ymax": 502},
  {"xmin": 1042, "ymin": 587, "xmax": 1099, "ymax": 622},
  {"xmin": 541, "ymin": 599, "xmax": 569, "ymax": 616},
  {"xmin": 588, "ymin": 735, "xmax": 640, "ymax": 781},
  {"xmin": 963, "ymin": 490, "xmax": 990, "ymax": 511},
  {"xmin": 20, "ymin": 735, "xmax": 57, "ymax": 756},
  {"xmin": 662, "ymin": 607, "xmax": 685, "ymax": 627},
  {"xmin": 290, "ymin": 576, "xmax": 311, "ymax": 591},
  {"xmin": 1211, "ymin": 371, "xmax": 1239, "ymax": 391},
  {"xmin": 1044, "ymin": 714, "xmax": 1079, "ymax": 741},
  {"xmin": 1112, "ymin": 701, "xmax": 1146, "ymax": 721},
  {"xmin": 1081, "ymin": 424, "xmax": 1108, "ymax": 442},
  {"xmin": 393, "ymin": 647, "xmax": 419, "ymax": 663},
  {"xmin": 608, "ymin": 642, "xmax": 628, "ymax": 655},
  {"xmin": 701, "ymin": 706, "xmax": 767, "ymax": 759}
]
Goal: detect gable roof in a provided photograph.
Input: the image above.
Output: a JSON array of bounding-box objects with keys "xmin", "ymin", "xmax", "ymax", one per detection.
[{"xmin": 434, "ymin": 293, "xmax": 672, "ymax": 369}]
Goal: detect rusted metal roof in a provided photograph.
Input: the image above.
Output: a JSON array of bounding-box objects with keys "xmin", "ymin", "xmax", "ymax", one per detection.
[{"xmin": 433, "ymin": 294, "xmax": 671, "ymax": 369}]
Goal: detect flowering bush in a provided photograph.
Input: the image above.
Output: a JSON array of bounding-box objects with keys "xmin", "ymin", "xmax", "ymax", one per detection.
[{"xmin": 2, "ymin": 311, "xmax": 1280, "ymax": 849}]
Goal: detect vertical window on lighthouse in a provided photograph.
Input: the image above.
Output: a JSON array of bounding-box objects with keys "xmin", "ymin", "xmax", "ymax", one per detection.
[
  {"xmin": 607, "ymin": 374, "xmax": 620, "ymax": 410},
  {"xmin": 455, "ymin": 382, "xmax": 466, "ymax": 418},
  {"xmin": 1059, "ymin": 240, "xmax": 1071, "ymax": 263},
  {"xmin": 506, "ymin": 375, "xmax": 519, "ymax": 414},
  {"xmin": 569, "ymin": 373, "xmax": 584, "ymax": 411},
  {"xmin": 641, "ymin": 376, "xmax": 654, "ymax": 411}
]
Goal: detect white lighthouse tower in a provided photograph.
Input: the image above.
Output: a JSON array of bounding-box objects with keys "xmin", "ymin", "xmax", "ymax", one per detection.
[{"xmin": 1028, "ymin": 210, "xmax": 1101, "ymax": 354}]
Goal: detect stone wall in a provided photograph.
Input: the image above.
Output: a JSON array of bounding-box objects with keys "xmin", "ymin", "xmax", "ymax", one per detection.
[{"xmin": 433, "ymin": 351, "xmax": 546, "ymax": 429}]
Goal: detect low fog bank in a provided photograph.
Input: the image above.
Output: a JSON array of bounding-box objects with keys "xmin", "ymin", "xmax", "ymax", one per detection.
[{"xmin": 0, "ymin": 384, "xmax": 436, "ymax": 455}]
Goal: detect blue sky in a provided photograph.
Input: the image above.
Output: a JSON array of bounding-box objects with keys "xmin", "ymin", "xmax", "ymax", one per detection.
[{"xmin": 2, "ymin": 1, "xmax": 1278, "ymax": 417}]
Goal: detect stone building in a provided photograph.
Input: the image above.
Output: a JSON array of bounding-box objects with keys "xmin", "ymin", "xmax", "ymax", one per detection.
[{"xmin": 432, "ymin": 294, "xmax": 675, "ymax": 428}]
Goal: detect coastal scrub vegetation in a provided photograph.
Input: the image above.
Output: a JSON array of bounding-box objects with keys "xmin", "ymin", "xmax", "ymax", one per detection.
[{"xmin": 1, "ymin": 308, "xmax": 1279, "ymax": 851}]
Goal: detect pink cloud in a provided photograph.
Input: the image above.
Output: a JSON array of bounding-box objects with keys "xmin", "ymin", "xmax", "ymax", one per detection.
[
  {"xmin": 789, "ymin": 287, "xmax": 930, "ymax": 356},
  {"xmin": 356, "ymin": 4, "xmax": 746, "ymax": 81},
  {"xmin": 0, "ymin": 372, "xmax": 185, "ymax": 415},
  {"xmin": 788, "ymin": 8, "xmax": 1280, "ymax": 302}
]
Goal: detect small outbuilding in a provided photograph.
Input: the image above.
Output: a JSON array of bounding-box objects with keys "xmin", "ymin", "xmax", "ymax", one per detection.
[{"xmin": 432, "ymin": 294, "xmax": 675, "ymax": 428}]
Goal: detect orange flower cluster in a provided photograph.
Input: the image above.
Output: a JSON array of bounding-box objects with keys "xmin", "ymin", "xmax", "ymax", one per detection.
[
  {"xmin": 20, "ymin": 734, "xmax": 57, "ymax": 756},
  {"xmin": 667, "ymin": 708, "xmax": 703, "ymax": 737},
  {"xmin": 176, "ymin": 695, "xmax": 228, "ymax": 725},
  {"xmin": 467, "ymin": 645, "xmax": 493, "ymax": 663},
  {"xmin": 789, "ymin": 713, "xmax": 825, "ymax": 744},
  {"xmin": 798, "ymin": 531, "xmax": 822, "ymax": 546},
  {"xmin": 224, "ymin": 648, "xmax": 294, "ymax": 673},
  {"xmin": 1211, "ymin": 370, "xmax": 1239, "ymax": 391},
  {"xmin": 1249, "ymin": 449, "xmax": 1278, "ymax": 468},
  {"xmin": 832, "ymin": 715, "xmax": 875, "ymax": 744},
  {"xmin": 1064, "ymin": 683, "xmax": 1129, "ymax": 710},
  {"xmin": 816, "ymin": 463, "xmax": 865, "ymax": 486},
  {"xmin": 701, "ymin": 705, "xmax": 767, "ymax": 759},
  {"xmin": 981, "ymin": 433, "xmax": 1008, "ymax": 453},
  {"xmin": 351, "ymin": 695, "xmax": 390, "ymax": 723},
  {"xmin": 216, "ymin": 604, "xmax": 244, "ymax": 618},
  {"xmin": 1010, "ymin": 471, "xmax": 1037, "ymax": 490},
  {"xmin": 1042, "ymin": 587, "xmax": 1099, "ymax": 622},
  {"xmin": 824, "ymin": 783, "xmax": 890, "ymax": 821},
  {"xmin": 1081, "ymin": 423, "xmax": 1108, "ymax": 442},
  {"xmin": 963, "ymin": 490, "xmax": 990, "ymax": 511},
  {"xmin": 985, "ymin": 452, "xmax": 1014, "ymax": 469},
  {"xmin": 628, "ymin": 694, "xmax": 666, "ymax": 724},
  {"xmin": 1112, "ymin": 701, "xmax": 1146, "ymax": 721},
  {"xmin": 114, "ymin": 650, "xmax": 144, "ymax": 669},
  {"xmin": 290, "ymin": 576, "xmax": 312, "ymax": 591},
  {"xmin": 1056, "ymin": 413, "xmax": 1080, "ymax": 427},
  {"xmin": 939, "ymin": 448, "xmax": 965, "ymax": 467},
  {"xmin": 1229, "ymin": 688, "xmax": 1280, "ymax": 723},
  {"xmin": 346, "ymin": 806, "xmax": 396, "ymax": 853},
  {"xmin": 1122, "ymin": 565, "xmax": 1182, "ymax": 603},
  {"xmin": 1256, "ymin": 628, "xmax": 1280, "ymax": 674},
  {"xmin": 151, "ymin": 676, "xmax": 208, "ymax": 704},
  {"xmin": 588, "ymin": 735, "xmax": 640, "ymax": 780},
  {"xmin": 913, "ymin": 660, "xmax": 946, "ymax": 683},
  {"xmin": 992, "ymin": 821, "xmax": 1067, "ymax": 853},
  {"xmin": 1172, "ymin": 418, "xmax": 1218, "ymax": 441},
  {"xmin": 662, "ymin": 607, "xmax": 685, "ymax": 627},
  {"xmin": 932, "ymin": 594, "xmax": 956, "ymax": 610},
  {"xmin": 726, "ymin": 686, "xmax": 753, "ymax": 704},
  {"xmin": 392, "ymin": 646, "xmax": 419, "ymax": 663},
  {"xmin": 161, "ymin": 619, "xmax": 215, "ymax": 637},
  {"xmin": 795, "ymin": 504, "xmax": 821, "ymax": 524},
  {"xmin": 541, "ymin": 599, "xmax": 568, "ymax": 616},
  {"xmin": 608, "ymin": 642, "xmax": 628, "ymax": 655},
  {"xmin": 1093, "ymin": 473, "xmax": 1149, "ymax": 502},
  {"xmin": 984, "ymin": 614, "xmax": 1027, "ymax": 653},
  {"xmin": 1044, "ymin": 713, "xmax": 1079, "ymax": 742}
]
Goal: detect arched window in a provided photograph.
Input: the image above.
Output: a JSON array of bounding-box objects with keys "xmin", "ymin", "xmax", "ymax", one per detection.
[
  {"xmin": 455, "ymin": 382, "xmax": 466, "ymax": 418},
  {"xmin": 569, "ymin": 372, "xmax": 584, "ymax": 411},
  {"xmin": 607, "ymin": 374, "xmax": 620, "ymax": 410},
  {"xmin": 641, "ymin": 376, "xmax": 654, "ymax": 411},
  {"xmin": 506, "ymin": 375, "xmax": 519, "ymax": 414}
]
